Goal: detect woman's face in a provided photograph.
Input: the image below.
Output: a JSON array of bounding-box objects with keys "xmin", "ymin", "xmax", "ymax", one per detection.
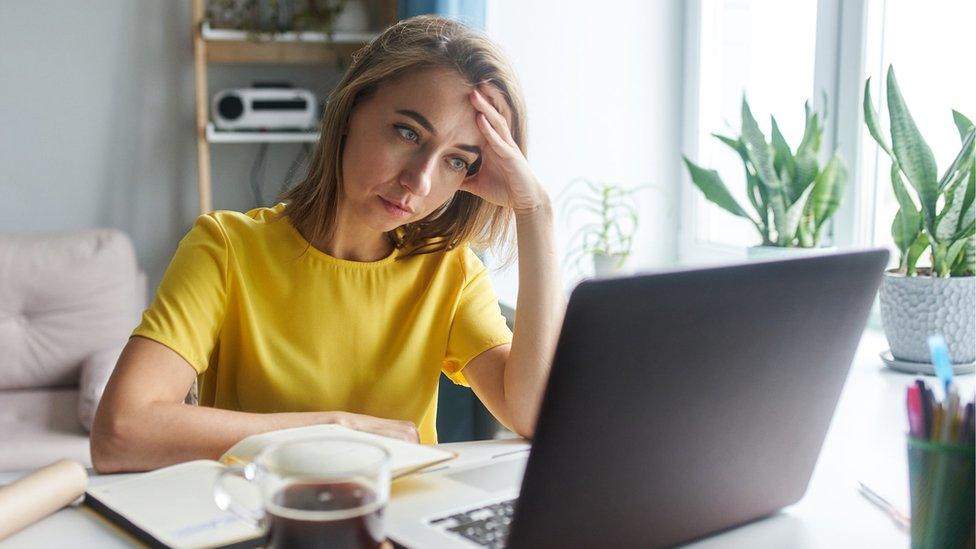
[{"xmin": 339, "ymin": 68, "xmax": 486, "ymax": 235}]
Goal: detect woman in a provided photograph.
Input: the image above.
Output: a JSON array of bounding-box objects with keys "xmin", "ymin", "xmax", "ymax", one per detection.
[{"xmin": 91, "ymin": 15, "xmax": 564, "ymax": 473}]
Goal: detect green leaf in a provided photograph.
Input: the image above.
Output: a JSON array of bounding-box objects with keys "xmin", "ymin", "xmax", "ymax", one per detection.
[
  {"xmin": 891, "ymin": 164, "xmax": 920, "ymax": 219},
  {"xmin": 796, "ymin": 101, "xmax": 822, "ymax": 156},
  {"xmin": 792, "ymin": 152, "xmax": 820, "ymax": 203},
  {"xmin": 809, "ymin": 154, "xmax": 848, "ymax": 237},
  {"xmin": 863, "ymin": 78, "xmax": 893, "ymax": 156},
  {"xmin": 712, "ymin": 133, "xmax": 743, "ymax": 154},
  {"xmin": 951, "ymin": 235, "xmax": 975, "ymax": 276},
  {"xmin": 741, "ymin": 97, "xmax": 789, "ymax": 242},
  {"xmin": 945, "ymin": 238, "xmax": 970, "ymax": 274},
  {"xmin": 960, "ymin": 168, "xmax": 976, "ymax": 234},
  {"xmin": 886, "ymin": 65, "xmax": 939, "ymax": 229},
  {"xmin": 770, "ymin": 116, "xmax": 796, "ymax": 190},
  {"xmin": 938, "ymin": 127, "xmax": 975, "ymax": 192},
  {"xmin": 891, "ymin": 164, "xmax": 923, "ymax": 261},
  {"xmin": 953, "ymin": 110, "xmax": 974, "ymax": 141},
  {"xmin": 783, "ymin": 180, "xmax": 817, "ymax": 246},
  {"xmin": 905, "ymin": 232, "xmax": 929, "ymax": 276},
  {"xmin": 683, "ymin": 157, "xmax": 755, "ymax": 221},
  {"xmin": 740, "ymin": 97, "xmax": 782, "ymax": 191},
  {"xmin": 937, "ymin": 169, "xmax": 972, "ymax": 241}
]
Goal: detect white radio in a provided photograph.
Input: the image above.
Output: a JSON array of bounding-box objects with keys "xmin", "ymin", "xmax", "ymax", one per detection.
[{"xmin": 212, "ymin": 84, "xmax": 318, "ymax": 131}]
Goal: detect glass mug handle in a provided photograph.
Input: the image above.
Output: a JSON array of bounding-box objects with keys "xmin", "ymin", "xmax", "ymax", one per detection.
[{"xmin": 213, "ymin": 463, "xmax": 265, "ymax": 528}]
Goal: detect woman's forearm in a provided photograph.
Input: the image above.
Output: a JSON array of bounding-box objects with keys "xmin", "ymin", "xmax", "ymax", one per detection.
[
  {"xmin": 92, "ymin": 403, "xmax": 334, "ymax": 473},
  {"xmin": 505, "ymin": 199, "xmax": 566, "ymax": 437},
  {"xmin": 92, "ymin": 404, "xmax": 423, "ymax": 473}
]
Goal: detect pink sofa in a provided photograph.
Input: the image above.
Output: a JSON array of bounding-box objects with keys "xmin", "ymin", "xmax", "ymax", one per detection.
[{"xmin": 0, "ymin": 230, "xmax": 144, "ymax": 471}]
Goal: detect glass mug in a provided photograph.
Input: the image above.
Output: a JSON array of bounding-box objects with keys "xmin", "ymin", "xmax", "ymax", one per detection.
[{"xmin": 214, "ymin": 436, "xmax": 391, "ymax": 549}]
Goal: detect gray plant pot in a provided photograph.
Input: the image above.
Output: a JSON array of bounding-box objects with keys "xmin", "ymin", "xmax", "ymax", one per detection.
[{"xmin": 879, "ymin": 271, "xmax": 975, "ymax": 364}]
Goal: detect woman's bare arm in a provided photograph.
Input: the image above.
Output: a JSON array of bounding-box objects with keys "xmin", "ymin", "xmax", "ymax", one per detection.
[{"xmin": 90, "ymin": 336, "xmax": 420, "ymax": 473}]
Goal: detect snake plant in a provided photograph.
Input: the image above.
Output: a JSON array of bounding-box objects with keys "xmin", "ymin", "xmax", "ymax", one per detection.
[
  {"xmin": 683, "ymin": 96, "xmax": 847, "ymax": 247},
  {"xmin": 864, "ymin": 65, "xmax": 976, "ymax": 277}
]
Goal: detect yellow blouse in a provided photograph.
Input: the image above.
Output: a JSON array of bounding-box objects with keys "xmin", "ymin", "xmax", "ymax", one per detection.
[{"xmin": 132, "ymin": 203, "xmax": 512, "ymax": 443}]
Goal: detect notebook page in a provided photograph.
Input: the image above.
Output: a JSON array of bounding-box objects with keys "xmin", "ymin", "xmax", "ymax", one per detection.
[
  {"xmin": 86, "ymin": 460, "xmax": 261, "ymax": 548},
  {"xmin": 221, "ymin": 424, "xmax": 456, "ymax": 477}
]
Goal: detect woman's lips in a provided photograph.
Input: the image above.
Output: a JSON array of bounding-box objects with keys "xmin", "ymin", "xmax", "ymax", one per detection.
[{"xmin": 378, "ymin": 196, "xmax": 413, "ymax": 218}]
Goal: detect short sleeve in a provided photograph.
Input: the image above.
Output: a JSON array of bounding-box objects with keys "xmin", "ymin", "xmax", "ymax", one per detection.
[
  {"xmin": 131, "ymin": 214, "xmax": 228, "ymax": 374},
  {"xmin": 442, "ymin": 248, "xmax": 513, "ymax": 386}
]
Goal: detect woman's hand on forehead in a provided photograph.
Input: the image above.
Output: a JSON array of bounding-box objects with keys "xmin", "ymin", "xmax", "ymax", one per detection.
[{"xmin": 461, "ymin": 82, "xmax": 548, "ymax": 215}]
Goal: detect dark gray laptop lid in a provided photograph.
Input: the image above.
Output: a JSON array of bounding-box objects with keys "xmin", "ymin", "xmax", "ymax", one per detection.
[{"xmin": 507, "ymin": 249, "xmax": 889, "ymax": 548}]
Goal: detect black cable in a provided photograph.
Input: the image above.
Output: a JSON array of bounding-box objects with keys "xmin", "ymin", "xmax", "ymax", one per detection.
[
  {"xmin": 249, "ymin": 143, "xmax": 269, "ymax": 206},
  {"xmin": 279, "ymin": 142, "xmax": 313, "ymax": 196}
]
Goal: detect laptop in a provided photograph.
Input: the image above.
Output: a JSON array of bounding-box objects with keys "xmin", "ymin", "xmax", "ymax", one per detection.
[{"xmin": 386, "ymin": 249, "xmax": 889, "ymax": 548}]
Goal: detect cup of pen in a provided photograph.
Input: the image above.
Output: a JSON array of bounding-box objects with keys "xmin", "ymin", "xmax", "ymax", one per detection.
[{"xmin": 906, "ymin": 436, "xmax": 975, "ymax": 549}]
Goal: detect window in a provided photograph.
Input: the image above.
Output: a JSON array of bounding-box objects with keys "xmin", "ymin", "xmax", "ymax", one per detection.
[
  {"xmin": 680, "ymin": 0, "xmax": 975, "ymax": 266},
  {"xmin": 681, "ymin": 0, "xmax": 819, "ymax": 264},
  {"xmin": 857, "ymin": 0, "xmax": 976, "ymax": 259}
]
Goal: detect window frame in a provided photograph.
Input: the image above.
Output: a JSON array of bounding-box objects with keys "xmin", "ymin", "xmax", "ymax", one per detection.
[{"xmin": 678, "ymin": 0, "xmax": 872, "ymax": 264}]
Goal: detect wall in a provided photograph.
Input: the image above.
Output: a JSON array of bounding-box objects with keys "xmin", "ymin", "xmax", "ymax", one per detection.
[
  {"xmin": 485, "ymin": 0, "xmax": 684, "ymax": 302},
  {"xmin": 0, "ymin": 1, "xmax": 342, "ymax": 294},
  {"xmin": 0, "ymin": 1, "xmax": 684, "ymax": 303}
]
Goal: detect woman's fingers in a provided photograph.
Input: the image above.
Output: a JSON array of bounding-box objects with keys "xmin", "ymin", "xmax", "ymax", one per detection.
[
  {"xmin": 335, "ymin": 411, "xmax": 420, "ymax": 443},
  {"xmin": 477, "ymin": 112, "xmax": 514, "ymax": 158},
  {"xmin": 470, "ymin": 86, "xmax": 517, "ymax": 148}
]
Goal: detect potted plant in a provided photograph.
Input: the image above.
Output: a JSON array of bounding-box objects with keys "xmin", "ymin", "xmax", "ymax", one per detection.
[
  {"xmin": 683, "ymin": 96, "xmax": 848, "ymax": 258},
  {"xmin": 864, "ymin": 65, "xmax": 975, "ymax": 373},
  {"xmin": 560, "ymin": 179, "xmax": 647, "ymax": 279},
  {"xmin": 207, "ymin": 0, "xmax": 351, "ymax": 39}
]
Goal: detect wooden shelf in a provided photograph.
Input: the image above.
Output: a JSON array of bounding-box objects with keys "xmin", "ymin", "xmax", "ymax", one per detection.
[
  {"xmin": 206, "ymin": 123, "xmax": 319, "ymax": 143},
  {"xmin": 202, "ymin": 21, "xmax": 377, "ymax": 64},
  {"xmin": 192, "ymin": 0, "xmax": 399, "ymax": 213},
  {"xmin": 202, "ymin": 21, "xmax": 378, "ymax": 43}
]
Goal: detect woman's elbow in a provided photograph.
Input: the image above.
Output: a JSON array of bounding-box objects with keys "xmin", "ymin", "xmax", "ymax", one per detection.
[
  {"xmin": 90, "ymin": 404, "xmax": 136, "ymax": 473},
  {"xmin": 510, "ymin": 415, "xmax": 536, "ymax": 441}
]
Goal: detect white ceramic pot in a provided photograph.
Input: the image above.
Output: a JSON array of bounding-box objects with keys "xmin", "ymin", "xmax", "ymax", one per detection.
[
  {"xmin": 592, "ymin": 252, "xmax": 628, "ymax": 279},
  {"xmin": 746, "ymin": 245, "xmax": 837, "ymax": 260},
  {"xmin": 879, "ymin": 271, "xmax": 976, "ymax": 364}
]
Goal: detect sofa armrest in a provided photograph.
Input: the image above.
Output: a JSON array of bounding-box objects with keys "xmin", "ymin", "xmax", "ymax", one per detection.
[{"xmin": 78, "ymin": 344, "xmax": 124, "ymax": 432}]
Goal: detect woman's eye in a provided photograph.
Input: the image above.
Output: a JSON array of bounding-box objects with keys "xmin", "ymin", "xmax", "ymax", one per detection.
[
  {"xmin": 449, "ymin": 158, "xmax": 469, "ymax": 172},
  {"xmin": 395, "ymin": 125, "xmax": 419, "ymax": 142}
]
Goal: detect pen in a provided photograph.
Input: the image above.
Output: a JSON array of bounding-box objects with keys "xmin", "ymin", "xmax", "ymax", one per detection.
[
  {"xmin": 906, "ymin": 385, "xmax": 924, "ymax": 438},
  {"xmin": 927, "ymin": 334, "xmax": 954, "ymax": 398},
  {"xmin": 857, "ymin": 481, "xmax": 911, "ymax": 531}
]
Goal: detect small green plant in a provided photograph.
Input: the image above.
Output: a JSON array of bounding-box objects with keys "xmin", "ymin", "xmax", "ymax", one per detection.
[
  {"xmin": 207, "ymin": 0, "xmax": 348, "ymax": 39},
  {"xmin": 683, "ymin": 96, "xmax": 848, "ymax": 248},
  {"xmin": 864, "ymin": 66, "xmax": 975, "ymax": 277},
  {"xmin": 559, "ymin": 179, "xmax": 646, "ymax": 275}
]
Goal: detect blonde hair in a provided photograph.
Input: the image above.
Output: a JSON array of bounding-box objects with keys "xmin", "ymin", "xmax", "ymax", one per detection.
[{"xmin": 281, "ymin": 15, "xmax": 526, "ymax": 263}]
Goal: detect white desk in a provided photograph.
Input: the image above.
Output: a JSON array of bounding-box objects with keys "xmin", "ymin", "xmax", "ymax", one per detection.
[{"xmin": 1, "ymin": 329, "xmax": 967, "ymax": 548}]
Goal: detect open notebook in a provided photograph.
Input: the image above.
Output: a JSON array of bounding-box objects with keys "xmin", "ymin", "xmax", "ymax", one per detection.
[{"xmin": 84, "ymin": 424, "xmax": 456, "ymax": 548}]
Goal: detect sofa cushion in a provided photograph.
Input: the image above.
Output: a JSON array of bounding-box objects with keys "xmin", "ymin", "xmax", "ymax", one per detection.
[
  {"xmin": 0, "ymin": 230, "xmax": 140, "ymax": 390},
  {"xmin": 78, "ymin": 344, "xmax": 125, "ymax": 432},
  {"xmin": 0, "ymin": 388, "xmax": 91, "ymax": 471}
]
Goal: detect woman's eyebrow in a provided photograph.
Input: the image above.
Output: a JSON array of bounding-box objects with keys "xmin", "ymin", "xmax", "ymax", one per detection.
[{"xmin": 396, "ymin": 109, "xmax": 481, "ymax": 156}]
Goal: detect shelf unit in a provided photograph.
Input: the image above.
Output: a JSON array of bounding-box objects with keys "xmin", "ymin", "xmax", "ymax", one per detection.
[{"xmin": 191, "ymin": 0, "xmax": 399, "ymax": 214}]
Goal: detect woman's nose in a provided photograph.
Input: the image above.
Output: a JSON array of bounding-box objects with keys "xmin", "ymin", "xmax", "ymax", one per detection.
[{"xmin": 399, "ymin": 155, "xmax": 435, "ymax": 197}]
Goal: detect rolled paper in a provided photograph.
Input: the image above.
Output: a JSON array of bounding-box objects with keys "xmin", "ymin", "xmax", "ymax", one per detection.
[{"xmin": 0, "ymin": 459, "xmax": 88, "ymax": 541}]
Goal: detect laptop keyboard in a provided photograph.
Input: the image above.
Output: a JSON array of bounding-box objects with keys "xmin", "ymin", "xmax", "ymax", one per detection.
[{"xmin": 428, "ymin": 498, "xmax": 517, "ymax": 548}]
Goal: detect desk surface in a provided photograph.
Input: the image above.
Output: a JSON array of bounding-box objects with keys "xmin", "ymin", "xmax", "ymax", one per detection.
[{"xmin": 1, "ymin": 329, "xmax": 969, "ymax": 548}]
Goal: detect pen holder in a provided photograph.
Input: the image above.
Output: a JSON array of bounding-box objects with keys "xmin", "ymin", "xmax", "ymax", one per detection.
[{"xmin": 906, "ymin": 437, "xmax": 975, "ymax": 549}]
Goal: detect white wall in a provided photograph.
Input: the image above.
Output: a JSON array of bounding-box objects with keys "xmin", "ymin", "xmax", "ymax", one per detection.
[
  {"xmin": 0, "ymin": 1, "xmax": 342, "ymax": 293},
  {"xmin": 485, "ymin": 0, "xmax": 684, "ymax": 303},
  {"xmin": 0, "ymin": 1, "xmax": 684, "ymax": 303}
]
